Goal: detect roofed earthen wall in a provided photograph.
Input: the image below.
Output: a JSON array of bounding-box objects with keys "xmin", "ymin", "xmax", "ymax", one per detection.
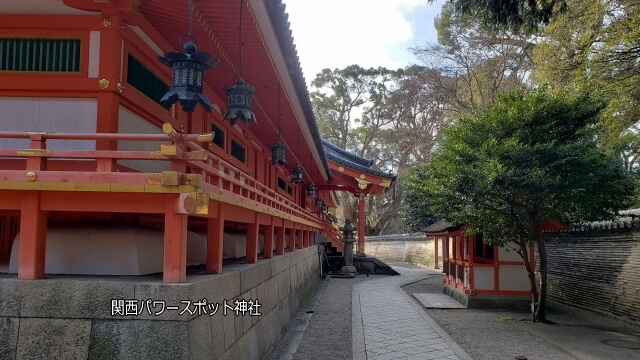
[{"xmin": 543, "ymin": 230, "xmax": 640, "ymax": 324}]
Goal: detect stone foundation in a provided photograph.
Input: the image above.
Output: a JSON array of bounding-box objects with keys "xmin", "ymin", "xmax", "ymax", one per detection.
[
  {"xmin": 0, "ymin": 246, "xmax": 320, "ymax": 360},
  {"xmin": 443, "ymin": 284, "xmax": 531, "ymax": 311}
]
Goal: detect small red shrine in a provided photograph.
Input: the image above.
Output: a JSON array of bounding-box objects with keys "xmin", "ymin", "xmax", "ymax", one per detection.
[{"xmin": 424, "ymin": 219, "xmax": 562, "ymax": 308}]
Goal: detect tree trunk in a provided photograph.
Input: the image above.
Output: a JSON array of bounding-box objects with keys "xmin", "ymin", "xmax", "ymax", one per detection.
[
  {"xmin": 517, "ymin": 237, "xmax": 539, "ymax": 322},
  {"xmin": 535, "ymin": 238, "xmax": 548, "ymax": 322}
]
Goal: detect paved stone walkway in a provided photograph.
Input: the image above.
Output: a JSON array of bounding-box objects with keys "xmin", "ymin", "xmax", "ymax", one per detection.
[{"xmin": 353, "ymin": 273, "xmax": 472, "ymax": 360}]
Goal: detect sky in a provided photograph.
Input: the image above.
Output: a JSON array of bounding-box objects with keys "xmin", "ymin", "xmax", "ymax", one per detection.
[{"xmin": 282, "ymin": 0, "xmax": 445, "ymax": 84}]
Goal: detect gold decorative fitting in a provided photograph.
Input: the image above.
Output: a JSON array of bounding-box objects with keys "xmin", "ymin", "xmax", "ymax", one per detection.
[
  {"xmin": 356, "ymin": 179, "xmax": 370, "ymax": 190},
  {"xmin": 197, "ymin": 132, "xmax": 215, "ymax": 142},
  {"xmin": 98, "ymin": 79, "xmax": 109, "ymax": 89},
  {"xmin": 116, "ymin": 83, "xmax": 124, "ymax": 93},
  {"xmin": 26, "ymin": 172, "xmax": 37, "ymax": 182},
  {"xmin": 338, "ymin": 166, "xmax": 345, "ymax": 172},
  {"xmin": 359, "ymin": 174, "xmax": 366, "ymax": 179},
  {"xmin": 17, "ymin": 149, "xmax": 51, "ymax": 157},
  {"xmin": 101, "ymin": 18, "xmax": 112, "ymax": 27},
  {"xmin": 180, "ymin": 124, "xmax": 185, "ymax": 132}
]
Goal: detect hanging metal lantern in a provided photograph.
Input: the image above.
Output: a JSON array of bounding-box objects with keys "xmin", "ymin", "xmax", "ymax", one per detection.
[
  {"xmin": 306, "ymin": 185, "xmax": 316, "ymax": 198},
  {"xmin": 223, "ymin": 74, "xmax": 257, "ymax": 126},
  {"xmin": 158, "ymin": 36, "xmax": 218, "ymax": 113},
  {"xmin": 269, "ymin": 142, "xmax": 287, "ymax": 165},
  {"xmin": 290, "ymin": 164, "xmax": 304, "ymax": 184},
  {"xmin": 315, "ymin": 196, "xmax": 323, "ymax": 208}
]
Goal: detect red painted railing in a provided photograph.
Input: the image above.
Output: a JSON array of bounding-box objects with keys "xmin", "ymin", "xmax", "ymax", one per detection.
[{"xmin": 0, "ymin": 126, "xmax": 333, "ymax": 232}]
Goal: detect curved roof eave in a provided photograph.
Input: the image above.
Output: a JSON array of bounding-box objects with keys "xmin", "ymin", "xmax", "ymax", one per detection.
[
  {"xmin": 322, "ymin": 139, "xmax": 396, "ymax": 181},
  {"xmin": 321, "ymin": 139, "xmax": 374, "ymax": 168}
]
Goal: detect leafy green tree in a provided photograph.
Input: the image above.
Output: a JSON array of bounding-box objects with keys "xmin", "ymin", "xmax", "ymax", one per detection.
[
  {"xmin": 531, "ymin": 0, "xmax": 640, "ymax": 164},
  {"xmin": 402, "ymin": 165, "xmax": 437, "ymax": 232},
  {"xmin": 431, "ymin": 0, "xmax": 568, "ymax": 33},
  {"xmin": 414, "ymin": 90, "xmax": 635, "ymax": 322}
]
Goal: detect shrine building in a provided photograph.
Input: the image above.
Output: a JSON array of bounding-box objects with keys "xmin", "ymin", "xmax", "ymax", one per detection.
[
  {"xmin": 0, "ymin": 0, "xmax": 392, "ymax": 358},
  {"xmin": 424, "ymin": 219, "xmax": 564, "ymax": 309}
]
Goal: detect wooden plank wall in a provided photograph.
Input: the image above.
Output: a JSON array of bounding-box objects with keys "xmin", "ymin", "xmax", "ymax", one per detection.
[{"xmin": 543, "ymin": 229, "xmax": 640, "ymax": 323}]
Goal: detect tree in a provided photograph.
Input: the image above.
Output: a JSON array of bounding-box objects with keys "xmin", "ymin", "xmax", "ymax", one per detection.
[
  {"xmin": 412, "ymin": 2, "xmax": 533, "ymax": 119},
  {"xmin": 431, "ymin": 0, "xmax": 568, "ymax": 33},
  {"xmin": 531, "ymin": 0, "xmax": 640, "ymax": 165},
  {"xmin": 413, "ymin": 90, "xmax": 635, "ymax": 322}
]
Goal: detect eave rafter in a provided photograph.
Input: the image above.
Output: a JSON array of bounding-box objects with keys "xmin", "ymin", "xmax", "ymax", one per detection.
[{"xmin": 327, "ymin": 160, "xmax": 393, "ymax": 195}]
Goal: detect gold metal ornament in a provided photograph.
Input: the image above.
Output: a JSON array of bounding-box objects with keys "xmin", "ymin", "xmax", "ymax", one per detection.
[{"xmin": 98, "ymin": 79, "xmax": 109, "ymax": 89}]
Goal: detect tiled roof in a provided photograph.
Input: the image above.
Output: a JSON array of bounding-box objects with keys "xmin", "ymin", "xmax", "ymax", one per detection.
[
  {"xmin": 322, "ymin": 139, "xmax": 396, "ymax": 180},
  {"xmin": 422, "ymin": 219, "xmax": 456, "ymax": 233},
  {"xmin": 265, "ymin": 0, "xmax": 331, "ymax": 179},
  {"xmin": 322, "ymin": 139, "xmax": 374, "ymax": 168}
]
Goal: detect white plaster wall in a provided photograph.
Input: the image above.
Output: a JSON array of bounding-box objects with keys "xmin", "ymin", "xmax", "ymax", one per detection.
[
  {"xmin": 9, "ymin": 225, "xmax": 207, "ymax": 275},
  {"xmin": 473, "ymin": 267, "xmax": 494, "ymax": 290},
  {"xmin": 0, "ymin": 97, "xmax": 97, "ymax": 150},
  {"xmin": 498, "ymin": 242, "xmax": 523, "ymax": 262},
  {"xmin": 498, "ymin": 265, "xmax": 530, "ymax": 291},
  {"xmin": 116, "ymin": 106, "xmax": 170, "ymax": 173},
  {"xmin": 8, "ymin": 224, "xmax": 285, "ymax": 275}
]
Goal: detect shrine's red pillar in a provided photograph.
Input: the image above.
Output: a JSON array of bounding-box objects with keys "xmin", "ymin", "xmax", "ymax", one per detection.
[
  {"xmin": 357, "ymin": 194, "xmax": 365, "ymax": 254},
  {"xmin": 246, "ymin": 221, "xmax": 259, "ymax": 264},
  {"xmin": 434, "ymin": 235, "xmax": 440, "ymax": 269},
  {"xmin": 276, "ymin": 226, "xmax": 285, "ymax": 255},
  {"xmin": 263, "ymin": 223, "xmax": 274, "ymax": 259},
  {"xmin": 296, "ymin": 228, "xmax": 303, "ymax": 249},
  {"xmin": 288, "ymin": 225, "xmax": 296, "ymax": 252},
  {"xmin": 17, "ymin": 191, "xmax": 47, "ymax": 280},
  {"xmin": 163, "ymin": 196, "xmax": 188, "ymax": 283},
  {"xmin": 206, "ymin": 214, "xmax": 224, "ymax": 274}
]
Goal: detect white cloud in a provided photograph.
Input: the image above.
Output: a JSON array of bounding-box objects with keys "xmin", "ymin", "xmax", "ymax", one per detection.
[{"xmin": 283, "ymin": 0, "xmax": 426, "ymax": 82}]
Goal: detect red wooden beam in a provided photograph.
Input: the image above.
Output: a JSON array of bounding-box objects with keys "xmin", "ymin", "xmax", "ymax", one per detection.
[
  {"xmin": 0, "ymin": 191, "xmax": 22, "ymax": 210},
  {"xmin": 40, "ymin": 192, "xmax": 165, "ymax": 213}
]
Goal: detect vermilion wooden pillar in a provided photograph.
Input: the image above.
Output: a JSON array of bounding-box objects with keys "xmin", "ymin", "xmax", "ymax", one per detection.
[
  {"xmin": 263, "ymin": 223, "xmax": 274, "ymax": 259},
  {"xmin": 96, "ymin": 15, "xmax": 123, "ymax": 152},
  {"xmin": 434, "ymin": 235, "xmax": 440, "ymax": 269},
  {"xmin": 163, "ymin": 198, "xmax": 188, "ymax": 283},
  {"xmin": 206, "ymin": 215, "xmax": 224, "ymax": 274},
  {"xmin": 296, "ymin": 228, "xmax": 303, "ymax": 249},
  {"xmin": 276, "ymin": 226, "xmax": 285, "ymax": 255},
  {"xmin": 288, "ymin": 226, "xmax": 296, "ymax": 252},
  {"xmin": 357, "ymin": 194, "xmax": 366, "ymax": 254},
  {"xmin": 18, "ymin": 191, "xmax": 47, "ymax": 280},
  {"xmin": 246, "ymin": 222, "xmax": 259, "ymax": 264}
]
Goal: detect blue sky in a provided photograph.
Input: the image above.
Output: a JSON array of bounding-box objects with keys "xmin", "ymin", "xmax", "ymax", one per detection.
[{"xmin": 282, "ymin": 0, "xmax": 445, "ymax": 84}]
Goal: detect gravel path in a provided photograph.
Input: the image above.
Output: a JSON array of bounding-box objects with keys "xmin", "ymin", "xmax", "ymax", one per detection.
[{"xmin": 402, "ymin": 275, "xmax": 575, "ymax": 360}]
